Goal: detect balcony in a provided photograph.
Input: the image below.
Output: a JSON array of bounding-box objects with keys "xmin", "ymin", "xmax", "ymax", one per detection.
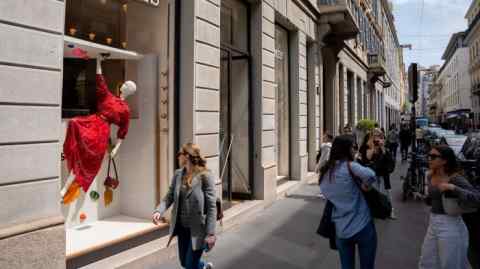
[
  {"xmin": 367, "ymin": 53, "xmax": 386, "ymax": 78},
  {"xmin": 318, "ymin": 0, "xmax": 359, "ymax": 42}
]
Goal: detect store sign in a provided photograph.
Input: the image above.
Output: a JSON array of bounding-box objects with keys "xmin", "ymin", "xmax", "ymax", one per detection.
[{"xmin": 135, "ymin": 0, "xmax": 160, "ymax": 7}]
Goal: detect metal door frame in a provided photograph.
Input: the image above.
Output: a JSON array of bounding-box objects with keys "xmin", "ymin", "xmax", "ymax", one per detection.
[{"xmin": 219, "ymin": 0, "xmax": 253, "ymax": 201}]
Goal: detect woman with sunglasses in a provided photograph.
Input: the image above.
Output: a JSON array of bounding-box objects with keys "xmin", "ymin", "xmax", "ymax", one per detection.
[
  {"xmin": 419, "ymin": 145, "xmax": 480, "ymax": 269},
  {"xmin": 153, "ymin": 143, "xmax": 216, "ymax": 269},
  {"xmin": 319, "ymin": 135, "xmax": 378, "ymax": 269}
]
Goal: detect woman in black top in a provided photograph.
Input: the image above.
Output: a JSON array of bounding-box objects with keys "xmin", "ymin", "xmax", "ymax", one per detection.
[
  {"xmin": 358, "ymin": 129, "xmax": 396, "ymax": 218},
  {"xmin": 419, "ymin": 145, "xmax": 480, "ymax": 269}
]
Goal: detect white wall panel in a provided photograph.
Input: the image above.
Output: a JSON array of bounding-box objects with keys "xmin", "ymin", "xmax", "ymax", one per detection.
[
  {"xmin": 0, "ymin": 23, "xmax": 62, "ymax": 69},
  {"xmin": 0, "ymin": 106, "xmax": 60, "ymax": 143},
  {"xmin": 0, "ymin": 143, "xmax": 59, "ymax": 185},
  {"xmin": 0, "ymin": 0, "xmax": 64, "ymax": 33},
  {"xmin": 0, "ymin": 65, "xmax": 61, "ymax": 104}
]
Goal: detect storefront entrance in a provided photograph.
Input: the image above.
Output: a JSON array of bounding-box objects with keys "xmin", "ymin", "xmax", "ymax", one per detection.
[
  {"xmin": 275, "ymin": 24, "xmax": 290, "ymax": 183},
  {"xmin": 220, "ymin": 0, "xmax": 252, "ymax": 202}
]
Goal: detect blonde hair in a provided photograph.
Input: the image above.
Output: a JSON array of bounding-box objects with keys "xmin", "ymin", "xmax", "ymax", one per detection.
[{"xmin": 179, "ymin": 143, "xmax": 208, "ymax": 187}]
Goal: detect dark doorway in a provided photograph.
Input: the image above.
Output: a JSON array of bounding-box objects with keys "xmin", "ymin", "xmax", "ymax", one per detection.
[{"xmin": 220, "ymin": 0, "xmax": 252, "ymax": 202}]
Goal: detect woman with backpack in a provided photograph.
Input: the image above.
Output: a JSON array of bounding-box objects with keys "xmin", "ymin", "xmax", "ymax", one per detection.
[
  {"xmin": 153, "ymin": 143, "xmax": 216, "ymax": 269},
  {"xmin": 419, "ymin": 145, "xmax": 480, "ymax": 269},
  {"xmin": 319, "ymin": 135, "xmax": 378, "ymax": 269}
]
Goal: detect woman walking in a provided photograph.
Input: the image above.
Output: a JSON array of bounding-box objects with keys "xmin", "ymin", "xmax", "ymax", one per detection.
[
  {"xmin": 153, "ymin": 143, "xmax": 216, "ymax": 269},
  {"xmin": 319, "ymin": 135, "xmax": 378, "ymax": 269},
  {"xmin": 419, "ymin": 145, "xmax": 480, "ymax": 269}
]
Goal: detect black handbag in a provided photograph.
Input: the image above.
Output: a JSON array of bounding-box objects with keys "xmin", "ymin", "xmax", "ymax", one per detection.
[
  {"xmin": 316, "ymin": 200, "xmax": 337, "ymax": 250},
  {"xmin": 347, "ymin": 162, "xmax": 392, "ymax": 220}
]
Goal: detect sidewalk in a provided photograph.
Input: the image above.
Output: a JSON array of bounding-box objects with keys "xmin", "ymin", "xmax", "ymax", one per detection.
[{"xmin": 156, "ymin": 160, "xmax": 430, "ymax": 269}]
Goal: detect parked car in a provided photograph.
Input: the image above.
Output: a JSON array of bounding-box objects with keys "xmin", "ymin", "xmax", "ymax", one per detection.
[{"xmin": 440, "ymin": 134, "xmax": 468, "ymax": 156}]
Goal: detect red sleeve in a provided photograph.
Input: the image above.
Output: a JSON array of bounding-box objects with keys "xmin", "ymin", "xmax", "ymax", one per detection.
[
  {"xmin": 96, "ymin": 74, "xmax": 111, "ymax": 101},
  {"xmin": 117, "ymin": 109, "xmax": 130, "ymax": 139}
]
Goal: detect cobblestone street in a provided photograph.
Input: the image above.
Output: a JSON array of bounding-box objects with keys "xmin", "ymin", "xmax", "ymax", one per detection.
[{"xmin": 157, "ymin": 160, "xmax": 430, "ymax": 269}]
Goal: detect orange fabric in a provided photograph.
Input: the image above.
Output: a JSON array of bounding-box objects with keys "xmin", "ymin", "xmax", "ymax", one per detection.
[
  {"xmin": 62, "ymin": 181, "xmax": 81, "ymax": 204},
  {"xmin": 104, "ymin": 187, "xmax": 113, "ymax": 207}
]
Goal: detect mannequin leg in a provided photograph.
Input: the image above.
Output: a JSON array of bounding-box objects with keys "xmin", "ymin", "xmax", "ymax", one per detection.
[{"xmin": 60, "ymin": 172, "xmax": 76, "ymax": 197}]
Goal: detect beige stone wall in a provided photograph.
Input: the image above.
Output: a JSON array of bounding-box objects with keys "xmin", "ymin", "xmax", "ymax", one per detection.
[{"xmin": 0, "ymin": 0, "xmax": 65, "ymax": 268}]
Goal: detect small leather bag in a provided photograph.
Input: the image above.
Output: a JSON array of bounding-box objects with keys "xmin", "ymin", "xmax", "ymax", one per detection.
[
  {"xmin": 104, "ymin": 157, "xmax": 119, "ymax": 206},
  {"xmin": 104, "ymin": 157, "xmax": 120, "ymax": 189}
]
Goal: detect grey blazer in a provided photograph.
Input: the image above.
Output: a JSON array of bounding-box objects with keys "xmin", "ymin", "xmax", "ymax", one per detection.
[{"xmin": 155, "ymin": 168, "xmax": 217, "ymax": 250}]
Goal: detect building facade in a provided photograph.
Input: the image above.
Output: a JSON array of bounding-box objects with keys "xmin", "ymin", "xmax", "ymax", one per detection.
[
  {"xmin": 0, "ymin": 0, "xmax": 404, "ymax": 268},
  {"xmin": 432, "ymin": 32, "xmax": 471, "ymax": 128},
  {"xmin": 466, "ymin": 0, "xmax": 480, "ymax": 128}
]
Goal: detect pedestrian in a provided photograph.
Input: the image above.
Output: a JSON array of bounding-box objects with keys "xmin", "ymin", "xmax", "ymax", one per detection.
[
  {"xmin": 316, "ymin": 132, "xmax": 334, "ymax": 174},
  {"xmin": 153, "ymin": 143, "xmax": 216, "ymax": 269},
  {"xmin": 319, "ymin": 135, "xmax": 378, "ymax": 269},
  {"xmin": 419, "ymin": 145, "xmax": 480, "ymax": 269},
  {"xmin": 386, "ymin": 124, "xmax": 399, "ymax": 161},
  {"xmin": 343, "ymin": 124, "xmax": 358, "ymax": 148},
  {"xmin": 399, "ymin": 124, "xmax": 411, "ymax": 161},
  {"xmin": 358, "ymin": 128, "xmax": 396, "ymax": 219}
]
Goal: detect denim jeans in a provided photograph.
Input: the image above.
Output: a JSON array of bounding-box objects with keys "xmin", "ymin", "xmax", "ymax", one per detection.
[
  {"xmin": 176, "ymin": 224, "xmax": 206, "ymax": 269},
  {"xmin": 336, "ymin": 221, "xmax": 377, "ymax": 269},
  {"xmin": 419, "ymin": 213, "xmax": 469, "ymax": 269}
]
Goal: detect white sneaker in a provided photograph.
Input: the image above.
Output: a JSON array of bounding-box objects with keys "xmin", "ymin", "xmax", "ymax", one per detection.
[{"xmin": 204, "ymin": 262, "xmax": 213, "ymax": 269}]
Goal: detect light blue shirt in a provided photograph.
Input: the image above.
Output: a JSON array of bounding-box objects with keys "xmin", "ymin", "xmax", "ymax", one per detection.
[{"xmin": 320, "ymin": 161, "xmax": 377, "ymax": 239}]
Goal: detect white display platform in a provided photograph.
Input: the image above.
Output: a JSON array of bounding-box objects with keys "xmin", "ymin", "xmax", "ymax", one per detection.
[
  {"xmin": 66, "ymin": 215, "xmax": 165, "ymax": 258},
  {"xmin": 64, "ymin": 36, "xmax": 143, "ymax": 60}
]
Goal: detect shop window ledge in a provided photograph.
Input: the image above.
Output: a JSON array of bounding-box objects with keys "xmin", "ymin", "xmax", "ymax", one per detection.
[
  {"xmin": 64, "ymin": 36, "xmax": 143, "ymax": 60},
  {"xmin": 66, "ymin": 214, "xmax": 166, "ymax": 259}
]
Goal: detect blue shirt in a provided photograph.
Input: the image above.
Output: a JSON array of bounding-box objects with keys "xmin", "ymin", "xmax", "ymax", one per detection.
[{"xmin": 320, "ymin": 161, "xmax": 376, "ymax": 239}]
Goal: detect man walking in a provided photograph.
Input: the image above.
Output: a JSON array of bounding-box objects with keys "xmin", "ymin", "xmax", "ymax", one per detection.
[
  {"xmin": 387, "ymin": 124, "xmax": 400, "ymax": 161},
  {"xmin": 399, "ymin": 124, "xmax": 411, "ymax": 161}
]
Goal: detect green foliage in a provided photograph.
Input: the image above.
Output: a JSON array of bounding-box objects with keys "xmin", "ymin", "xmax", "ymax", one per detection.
[{"xmin": 356, "ymin": 119, "xmax": 377, "ymax": 131}]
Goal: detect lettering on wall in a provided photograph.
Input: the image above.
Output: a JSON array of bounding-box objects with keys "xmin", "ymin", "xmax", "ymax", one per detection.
[{"xmin": 135, "ymin": 0, "xmax": 160, "ymax": 7}]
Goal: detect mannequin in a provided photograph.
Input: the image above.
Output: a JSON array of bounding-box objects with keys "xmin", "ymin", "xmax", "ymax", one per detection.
[{"xmin": 61, "ymin": 55, "xmax": 136, "ymax": 202}]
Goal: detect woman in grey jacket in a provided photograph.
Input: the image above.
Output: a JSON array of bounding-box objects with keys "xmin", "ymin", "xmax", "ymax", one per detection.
[
  {"xmin": 419, "ymin": 145, "xmax": 480, "ymax": 269},
  {"xmin": 153, "ymin": 143, "xmax": 217, "ymax": 269}
]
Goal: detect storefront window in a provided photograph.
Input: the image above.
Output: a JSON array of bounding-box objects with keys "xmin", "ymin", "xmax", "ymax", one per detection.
[{"xmin": 61, "ymin": 0, "xmax": 172, "ymax": 264}]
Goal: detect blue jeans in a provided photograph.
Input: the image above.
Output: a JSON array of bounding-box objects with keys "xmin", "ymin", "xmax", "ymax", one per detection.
[
  {"xmin": 419, "ymin": 213, "xmax": 469, "ymax": 269},
  {"xmin": 336, "ymin": 221, "xmax": 377, "ymax": 269},
  {"xmin": 176, "ymin": 224, "xmax": 205, "ymax": 269}
]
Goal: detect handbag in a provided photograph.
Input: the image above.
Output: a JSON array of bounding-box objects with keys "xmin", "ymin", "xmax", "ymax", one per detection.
[
  {"xmin": 347, "ymin": 162, "xmax": 392, "ymax": 219},
  {"xmin": 316, "ymin": 200, "xmax": 337, "ymax": 250},
  {"xmin": 103, "ymin": 157, "xmax": 119, "ymax": 206}
]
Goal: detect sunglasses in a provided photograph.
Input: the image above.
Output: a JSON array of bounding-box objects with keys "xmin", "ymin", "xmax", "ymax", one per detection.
[
  {"xmin": 176, "ymin": 151, "xmax": 186, "ymax": 158},
  {"xmin": 428, "ymin": 154, "xmax": 442, "ymax": 161}
]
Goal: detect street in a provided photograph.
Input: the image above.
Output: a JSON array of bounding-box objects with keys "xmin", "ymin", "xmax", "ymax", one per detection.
[{"xmin": 156, "ymin": 159, "xmax": 431, "ymax": 269}]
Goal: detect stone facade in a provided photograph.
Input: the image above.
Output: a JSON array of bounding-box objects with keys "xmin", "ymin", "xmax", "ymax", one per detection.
[
  {"xmin": 466, "ymin": 0, "xmax": 480, "ymax": 127},
  {"xmin": 0, "ymin": 0, "xmax": 65, "ymax": 268},
  {"xmin": 0, "ymin": 0, "xmax": 405, "ymax": 267}
]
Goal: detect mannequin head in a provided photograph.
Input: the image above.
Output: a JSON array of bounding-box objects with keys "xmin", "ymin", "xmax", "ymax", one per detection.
[{"xmin": 120, "ymin": 80, "xmax": 136, "ymax": 99}]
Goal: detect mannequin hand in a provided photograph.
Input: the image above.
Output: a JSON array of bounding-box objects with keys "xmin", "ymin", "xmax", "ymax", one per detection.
[
  {"xmin": 110, "ymin": 140, "xmax": 123, "ymax": 158},
  {"xmin": 110, "ymin": 146, "xmax": 119, "ymax": 158}
]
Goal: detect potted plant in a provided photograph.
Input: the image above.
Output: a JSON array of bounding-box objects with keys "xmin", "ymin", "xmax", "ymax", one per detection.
[{"xmin": 356, "ymin": 119, "xmax": 377, "ymax": 144}]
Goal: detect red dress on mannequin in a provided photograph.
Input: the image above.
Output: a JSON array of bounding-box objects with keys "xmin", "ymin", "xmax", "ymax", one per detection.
[{"xmin": 63, "ymin": 75, "xmax": 130, "ymax": 194}]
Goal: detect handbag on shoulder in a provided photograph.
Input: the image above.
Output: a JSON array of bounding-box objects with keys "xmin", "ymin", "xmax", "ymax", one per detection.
[
  {"xmin": 316, "ymin": 200, "xmax": 337, "ymax": 250},
  {"xmin": 347, "ymin": 162, "xmax": 392, "ymax": 219}
]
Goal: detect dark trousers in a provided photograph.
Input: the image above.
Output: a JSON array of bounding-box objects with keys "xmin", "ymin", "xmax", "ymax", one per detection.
[
  {"xmin": 400, "ymin": 143, "xmax": 409, "ymax": 160},
  {"xmin": 336, "ymin": 221, "xmax": 377, "ymax": 269},
  {"xmin": 176, "ymin": 224, "xmax": 205, "ymax": 269},
  {"xmin": 388, "ymin": 143, "xmax": 398, "ymax": 161}
]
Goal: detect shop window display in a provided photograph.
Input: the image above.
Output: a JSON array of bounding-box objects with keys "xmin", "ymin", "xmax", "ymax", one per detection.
[{"xmin": 61, "ymin": 0, "xmax": 171, "ymax": 261}]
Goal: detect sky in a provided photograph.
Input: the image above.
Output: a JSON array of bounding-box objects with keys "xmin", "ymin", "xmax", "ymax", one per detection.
[{"xmin": 391, "ymin": 0, "xmax": 472, "ymax": 69}]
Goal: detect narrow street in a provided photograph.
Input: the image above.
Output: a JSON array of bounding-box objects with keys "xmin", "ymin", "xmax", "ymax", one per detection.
[{"xmin": 156, "ymin": 159, "xmax": 431, "ymax": 269}]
